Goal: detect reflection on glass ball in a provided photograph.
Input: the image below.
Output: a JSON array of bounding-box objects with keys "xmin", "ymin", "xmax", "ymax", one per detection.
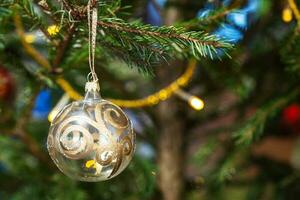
[{"xmin": 47, "ymin": 82, "xmax": 135, "ymax": 182}]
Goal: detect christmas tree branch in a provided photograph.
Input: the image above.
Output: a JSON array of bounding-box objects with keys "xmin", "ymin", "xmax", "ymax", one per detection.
[
  {"xmin": 15, "ymin": 0, "xmax": 53, "ymax": 41},
  {"xmin": 52, "ymin": 25, "xmax": 76, "ymax": 71},
  {"xmin": 234, "ymin": 86, "xmax": 300, "ymax": 146},
  {"xmin": 50, "ymin": 0, "xmax": 233, "ymax": 69},
  {"xmin": 15, "ymin": 0, "xmax": 233, "ymax": 73},
  {"xmin": 14, "ymin": 14, "xmax": 51, "ymax": 70},
  {"xmin": 98, "ymin": 20, "xmax": 224, "ymax": 47},
  {"xmin": 96, "ymin": 18, "xmax": 233, "ymax": 71},
  {"xmin": 14, "ymin": 13, "xmax": 75, "ymax": 74},
  {"xmin": 5, "ymin": 89, "xmax": 53, "ymax": 168},
  {"xmin": 13, "ymin": 127, "xmax": 52, "ymax": 168},
  {"xmin": 281, "ymin": 28, "xmax": 300, "ymax": 74},
  {"xmin": 61, "ymin": 0, "xmax": 98, "ymax": 19},
  {"xmin": 201, "ymin": 0, "xmax": 242, "ymax": 22}
]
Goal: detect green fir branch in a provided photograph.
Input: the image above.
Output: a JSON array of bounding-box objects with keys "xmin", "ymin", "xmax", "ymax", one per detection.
[
  {"xmin": 215, "ymin": 152, "xmax": 239, "ymax": 183},
  {"xmin": 234, "ymin": 87, "xmax": 300, "ymax": 146},
  {"xmin": 281, "ymin": 28, "xmax": 300, "ymax": 74},
  {"xmin": 17, "ymin": 0, "xmax": 234, "ymax": 73},
  {"xmin": 14, "ymin": 0, "xmax": 44, "ymax": 30},
  {"xmin": 96, "ymin": 18, "xmax": 233, "ymax": 71},
  {"xmin": 210, "ymin": 147, "xmax": 249, "ymax": 188},
  {"xmin": 192, "ymin": 137, "xmax": 218, "ymax": 166},
  {"xmin": 0, "ymin": 7, "xmax": 12, "ymax": 21},
  {"xmin": 99, "ymin": 39, "xmax": 165, "ymax": 74}
]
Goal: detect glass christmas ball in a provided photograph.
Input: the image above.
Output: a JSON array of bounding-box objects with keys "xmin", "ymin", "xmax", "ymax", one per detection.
[{"xmin": 47, "ymin": 81, "xmax": 135, "ymax": 182}]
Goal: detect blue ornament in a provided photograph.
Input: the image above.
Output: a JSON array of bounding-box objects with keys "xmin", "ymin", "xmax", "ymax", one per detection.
[
  {"xmin": 146, "ymin": 0, "xmax": 166, "ymax": 26},
  {"xmin": 32, "ymin": 89, "xmax": 52, "ymax": 119},
  {"xmin": 214, "ymin": 24, "xmax": 243, "ymax": 43},
  {"xmin": 195, "ymin": 0, "xmax": 261, "ymax": 53},
  {"xmin": 227, "ymin": 11, "xmax": 248, "ymax": 29}
]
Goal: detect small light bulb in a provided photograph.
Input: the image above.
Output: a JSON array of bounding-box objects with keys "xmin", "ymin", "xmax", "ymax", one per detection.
[
  {"xmin": 24, "ymin": 34, "xmax": 35, "ymax": 44},
  {"xmin": 189, "ymin": 97, "xmax": 204, "ymax": 111},
  {"xmin": 282, "ymin": 7, "xmax": 293, "ymax": 23}
]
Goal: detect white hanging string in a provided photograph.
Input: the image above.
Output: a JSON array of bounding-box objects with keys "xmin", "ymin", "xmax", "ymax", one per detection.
[{"xmin": 87, "ymin": 0, "xmax": 98, "ymax": 82}]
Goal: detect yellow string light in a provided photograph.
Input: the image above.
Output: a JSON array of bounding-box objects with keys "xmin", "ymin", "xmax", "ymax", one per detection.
[
  {"xmin": 288, "ymin": 0, "xmax": 300, "ymax": 23},
  {"xmin": 56, "ymin": 78, "xmax": 82, "ymax": 100},
  {"xmin": 189, "ymin": 97, "xmax": 204, "ymax": 110},
  {"xmin": 24, "ymin": 34, "xmax": 36, "ymax": 44},
  {"xmin": 56, "ymin": 60, "xmax": 197, "ymax": 108},
  {"xmin": 14, "ymin": 14, "xmax": 198, "ymax": 108},
  {"xmin": 283, "ymin": 7, "xmax": 293, "ymax": 22},
  {"xmin": 174, "ymin": 88, "xmax": 204, "ymax": 111}
]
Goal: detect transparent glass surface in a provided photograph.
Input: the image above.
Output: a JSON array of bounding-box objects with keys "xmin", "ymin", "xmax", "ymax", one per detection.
[{"xmin": 47, "ymin": 89, "xmax": 135, "ymax": 182}]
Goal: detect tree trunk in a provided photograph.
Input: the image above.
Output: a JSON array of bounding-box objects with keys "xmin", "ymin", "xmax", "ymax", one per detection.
[
  {"xmin": 156, "ymin": 2, "xmax": 186, "ymax": 200},
  {"xmin": 157, "ymin": 97, "xmax": 184, "ymax": 200}
]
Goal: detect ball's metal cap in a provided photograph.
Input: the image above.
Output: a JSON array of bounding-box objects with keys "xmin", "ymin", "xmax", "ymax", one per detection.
[{"xmin": 85, "ymin": 81, "xmax": 100, "ymax": 92}]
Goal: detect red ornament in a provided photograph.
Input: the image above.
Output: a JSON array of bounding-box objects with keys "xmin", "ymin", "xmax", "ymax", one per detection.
[
  {"xmin": 0, "ymin": 65, "xmax": 14, "ymax": 102},
  {"xmin": 282, "ymin": 104, "xmax": 300, "ymax": 134}
]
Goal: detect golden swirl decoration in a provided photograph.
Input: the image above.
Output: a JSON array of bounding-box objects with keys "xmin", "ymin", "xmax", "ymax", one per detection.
[
  {"xmin": 55, "ymin": 116, "xmax": 94, "ymax": 160},
  {"xmin": 96, "ymin": 135, "xmax": 133, "ymax": 178},
  {"xmin": 103, "ymin": 107, "xmax": 128, "ymax": 129},
  {"xmin": 96, "ymin": 101, "xmax": 129, "ymax": 130},
  {"xmin": 50, "ymin": 99, "xmax": 134, "ymax": 178},
  {"xmin": 94, "ymin": 101, "xmax": 133, "ymax": 177}
]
